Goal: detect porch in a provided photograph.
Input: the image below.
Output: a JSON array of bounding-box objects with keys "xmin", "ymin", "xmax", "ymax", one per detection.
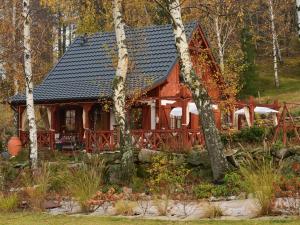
[{"xmin": 17, "ymin": 98, "xmax": 208, "ymax": 152}]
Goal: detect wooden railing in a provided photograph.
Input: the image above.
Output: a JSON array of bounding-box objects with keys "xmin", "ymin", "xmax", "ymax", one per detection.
[
  {"xmin": 20, "ymin": 130, "xmax": 55, "ymax": 150},
  {"xmin": 20, "ymin": 129, "xmax": 204, "ymax": 153}
]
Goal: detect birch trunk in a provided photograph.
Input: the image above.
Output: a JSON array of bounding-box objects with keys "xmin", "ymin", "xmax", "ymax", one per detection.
[
  {"xmin": 297, "ymin": 0, "xmax": 300, "ymax": 39},
  {"xmin": 268, "ymin": 0, "xmax": 280, "ymax": 88},
  {"xmin": 23, "ymin": 0, "xmax": 38, "ymax": 169},
  {"xmin": 214, "ymin": 16, "xmax": 225, "ymax": 73},
  {"xmin": 12, "ymin": 1, "xmax": 19, "ymax": 94},
  {"xmin": 112, "ymin": 0, "xmax": 128, "ymax": 145},
  {"xmin": 168, "ymin": 0, "xmax": 228, "ymax": 181}
]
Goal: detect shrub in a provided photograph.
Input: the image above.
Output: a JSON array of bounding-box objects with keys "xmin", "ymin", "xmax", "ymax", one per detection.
[
  {"xmin": 114, "ymin": 200, "xmax": 137, "ymax": 216},
  {"xmin": 148, "ymin": 153, "xmax": 190, "ymax": 197},
  {"xmin": 22, "ymin": 164, "xmax": 51, "ymax": 211},
  {"xmin": 202, "ymin": 203, "xmax": 223, "ymax": 218},
  {"xmin": 66, "ymin": 163, "xmax": 104, "ymax": 213},
  {"xmin": 0, "ymin": 161, "xmax": 18, "ymax": 190},
  {"xmin": 153, "ymin": 197, "xmax": 170, "ymax": 216},
  {"xmin": 193, "ymin": 183, "xmax": 214, "ymax": 199},
  {"xmin": 240, "ymin": 159, "xmax": 279, "ymax": 215},
  {"xmin": 193, "ymin": 172, "xmax": 245, "ymax": 199},
  {"xmin": 0, "ymin": 193, "xmax": 19, "ymax": 212},
  {"xmin": 222, "ymin": 126, "xmax": 268, "ymax": 145}
]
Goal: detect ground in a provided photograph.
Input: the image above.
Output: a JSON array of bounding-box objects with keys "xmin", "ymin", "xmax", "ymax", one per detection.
[
  {"xmin": 255, "ymin": 55, "xmax": 300, "ymax": 103},
  {"xmin": 0, "ymin": 213, "xmax": 299, "ymax": 225}
]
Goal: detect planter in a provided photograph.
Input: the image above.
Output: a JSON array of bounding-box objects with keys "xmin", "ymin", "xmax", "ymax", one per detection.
[{"xmin": 7, "ymin": 136, "xmax": 22, "ymax": 156}]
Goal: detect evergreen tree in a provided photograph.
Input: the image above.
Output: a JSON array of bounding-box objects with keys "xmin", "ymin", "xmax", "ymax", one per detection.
[{"xmin": 240, "ymin": 25, "xmax": 257, "ymax": 98}]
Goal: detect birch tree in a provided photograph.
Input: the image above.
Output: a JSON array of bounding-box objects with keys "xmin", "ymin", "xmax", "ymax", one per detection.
[
  {"xmin": 112, "ymin": 0, "xmax": 135, "ymax": 182},
  {"xmin": 297, "ymin": 0, "xmax": 300, "ymax": 39},
  {"xmin": 23, "ymin": 0, "xmax": 38, "ymax": 169},
  {"xmin": 112, "ymin": 0, "xmax": 128, "ymax": 144},
  {"xmin": 154, "ymin": 0, "xmax": 229, "ymax": 181},
  {"xmin": 268, "ymin": 0, "xmax": 280, "ymax": 87}
]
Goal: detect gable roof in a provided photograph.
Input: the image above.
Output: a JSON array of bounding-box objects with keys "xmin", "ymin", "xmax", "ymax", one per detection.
[{"xmin": 11, "ymin": 22, "xmax": 200, "ymax": 104}]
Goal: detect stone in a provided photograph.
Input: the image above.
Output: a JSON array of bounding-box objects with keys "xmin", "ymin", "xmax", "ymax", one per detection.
[
  {"xmin": 138, "ymin": 149, "xmax": 159, "ymax": 163},
  {"xmin": 187, "ymin": 150, "xmax": 210, "ymax": 168},
  {"xmin": 43, "ymin": 200, "xmax": 61, "ymax": 209}
]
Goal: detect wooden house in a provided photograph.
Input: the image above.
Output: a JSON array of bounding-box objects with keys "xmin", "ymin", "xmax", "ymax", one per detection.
[{"xmin": 10, "ymin": 22, "xmax": 224, "ymax": 152}]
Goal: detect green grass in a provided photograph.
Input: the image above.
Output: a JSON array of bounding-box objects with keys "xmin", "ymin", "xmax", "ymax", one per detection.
[
  {"xmin": 254, "ymin": 55, "xmax": 300, "ymax": 103},
  {"xmin": 0, "ymin": 213, "xmax": 298, "ymax": 225}
]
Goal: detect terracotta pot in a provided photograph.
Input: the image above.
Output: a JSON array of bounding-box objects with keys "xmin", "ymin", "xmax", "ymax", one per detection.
[{"xmin": 7, "ymin": 136, "xmax": 22, "ymax": 156}]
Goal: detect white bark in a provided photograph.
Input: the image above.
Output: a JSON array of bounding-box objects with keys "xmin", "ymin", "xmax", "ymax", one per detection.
[
  {"xmin": 269, "ymin": 0, "xmax": 280, "ymax": 88},
  {"xmin": 167, "ymin": 0, "xmax": 228, "ymax": 180},
  {"xmin": 297, "ymin": 0, "xmax": 300, "ymax": 39},
  {"xmin": 23, "ymin": 0, "xmax": 38, "ymax": 169},
  {"xmin": 112, "ymin": 0, "xmax": 128, "ymax": 143},
  {"xmin": 214, "ymin": 17, "xmax": 224, "ymax": 73},
  {"xmin": 12, "ymin": 0, "xmax": 19, "ymax": 94}
]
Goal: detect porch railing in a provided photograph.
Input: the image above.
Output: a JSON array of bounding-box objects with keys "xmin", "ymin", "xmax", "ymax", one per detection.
[
  {"xmin": 20, "ymin": 129, "xmax": 204, "ymax": 152},
  {"xmin": 20, "ymin": 130, "xmax": 55, "ymax": 150}
]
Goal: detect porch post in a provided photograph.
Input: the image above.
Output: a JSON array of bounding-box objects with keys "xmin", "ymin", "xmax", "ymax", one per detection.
[
  {"xmin": 249, "ymin": 96, "xmax": 255, "ymax": 126},
  {"xmin": 181, "ymin": 99, "xmax": 188, "ymax": 127},
  {"xmin": 181, "ymin": 99, "xmax": 189, "ymax": 148},
  {"xmin": 47, "ymin": 106, "xmax": 57, "ymax": 150},
  {"xmin": 83, "ymin": 104, "xmax": 92, "ymax": 151},
  {"xmin": 150, "ymin": 100, "xmax": 156, "ymax": 130},
  {"xmin": 110, "ymin": 109, "xmax": 115, "ymax": 130}
]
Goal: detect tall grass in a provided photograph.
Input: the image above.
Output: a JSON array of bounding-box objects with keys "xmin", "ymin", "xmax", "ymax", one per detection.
[
  {"xmin": 66, "ymin": 157, "xmax": 105, "ymax": 213},
  {"xmin": 240, "ymin": 158, "xmax": 279, "ymax": 215},
  {"xmin": 0, "ymin": 193, "xmax": 19, "ymax": 212}
]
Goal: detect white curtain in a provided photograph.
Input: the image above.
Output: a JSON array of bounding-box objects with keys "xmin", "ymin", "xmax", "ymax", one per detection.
[
  {"xmin": 21, "ymin": 110, "xmax": 27, "ymax": 130},
  {"xmin": 244, "ymin": 106, "xmax": 251, "ymax": 127},
  {"xmin": 47, "ymin": 107, "xmax": 52, "ymax": 130}
]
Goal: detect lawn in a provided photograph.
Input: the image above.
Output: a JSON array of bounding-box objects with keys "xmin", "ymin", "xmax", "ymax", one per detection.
[
  {"xmin": 0, "ymin": 213, "xmax": 298, "ymax": 225},
  {"xmin": 254, "ymin": 55, "xmax": 300, "ymax": 103}
]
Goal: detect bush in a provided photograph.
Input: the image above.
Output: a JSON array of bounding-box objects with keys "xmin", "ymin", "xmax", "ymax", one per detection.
[
  {"xmin": 148, "ymin": 153, "xmax": 190, "ymax": 197},
  {"xmin": 193, "ymin": 172, "xmax": 245, "ymax": 199},
  {"xmin": 114, "ymin": 200, "xmax": 137, "ymax": 216},
  {"xmin": 221, "ymin": 126, "xmax": 268, "ymax": 145},
  {"xmin": 66, "ymin": 162, "xmax": 104, "ymax": 213},
  {"xmin": 202, "ymin": 203, "xmax": 223, "ymax": 218},
  {"xmin": 22, "ymin": 164, "xmax": 51, "ymax": 211},
  {"xmin": 193, "ymin": 183, "xmax": 214, "ymax": 199},
  {"xmin": 240, "ymin": 159, "xmax": 279, "ymax": 215},
  {"xmin": 0, "ymin": 193, "xmax": 19, "ymax": 212}
]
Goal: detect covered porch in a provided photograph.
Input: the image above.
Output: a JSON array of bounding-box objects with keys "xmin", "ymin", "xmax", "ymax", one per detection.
[{"xmin": 17, "ymin": 97, "xmax": 213, "ymax": 152}]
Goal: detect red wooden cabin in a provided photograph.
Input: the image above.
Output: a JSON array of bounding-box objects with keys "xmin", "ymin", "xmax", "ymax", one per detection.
[{"xmin": 10, "ymin": 22, "xmax": 224, "ymax": 152}]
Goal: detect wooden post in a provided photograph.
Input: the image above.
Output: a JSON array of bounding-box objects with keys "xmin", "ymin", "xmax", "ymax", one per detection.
[
  {"xmin": 249, "ymin": 96, "xmax": 255, "ymax": 126},
  {"xmin": 181, "ymin": 99, "xmax": 189, "ymax": 148},
  {"xmin": 282, "ymin": 105, "xmax": 287, "ymax": 145},
  {"xmin": 49, "ymin": 106, "xmax": 57, "ymax": 151},
  {"xmin": 83, "ymin": 104, "xmax": 93, "ymax": 151}
]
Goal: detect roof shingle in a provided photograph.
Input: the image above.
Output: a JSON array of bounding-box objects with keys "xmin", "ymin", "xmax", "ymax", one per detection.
[{"xmin": 11, "ymin": 22, "xmax": 197, "ymax": 104}]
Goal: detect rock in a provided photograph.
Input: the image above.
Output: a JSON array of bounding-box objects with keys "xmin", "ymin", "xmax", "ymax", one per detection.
[
  {"xmin": 107, "ymin": 164, "xmax": 120, "ymax": 184},
  {"xmin": 138, "ymin": 149, "xmax": 159, "ymax": 163},
  {"xmin": 187, "ymin": 150, "xmax": 210, "ymax": 168},
  {"xmin": 43, "ymin": 200, "xmax": 61, "ymax": 209}
]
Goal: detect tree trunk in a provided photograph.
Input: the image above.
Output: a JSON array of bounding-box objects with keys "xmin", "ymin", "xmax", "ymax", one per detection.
[
  {"xmin": 57, "ymin": 12, "xmax": 62, "ymax": 58},
  {"xmin": 167, "ymin": 0, "xmax": 228, "ymax": 181},
  {"xmin": 297, "ymin": 0, "xmax": 300, "ymax": 39},
  {"xmin": 214, "ymin": 16, "xmax": 225, "ymax": 73},
  {"xmin": 62, "ymin": 24, "xmax": 66, "ymax": 55},
  {"xmin": 23, "ymin": 0, "xmax": 38, "ymax": 170},
  {"xmin": 269, "ymin": 0, "xmax": 280, "ymax": 88},
  {"xmin": 112, "ymin": 0, "xmax": 128, "ymax": 145},
  {"xmin": 12, "ymin": 0, "xmax": 19, "ymax": 95}
]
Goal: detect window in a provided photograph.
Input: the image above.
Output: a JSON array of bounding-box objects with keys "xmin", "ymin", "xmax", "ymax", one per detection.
[
  {"xmin": 65, "ymin": 110, "xmax": 76, "ymax": 132},
  {"xmin": 130, "ymin": 108, "xmax": 143, "ymax": 129},
  {"xmin": 170, "ymin": 116, "xmax": 181, "ymax": 129}
]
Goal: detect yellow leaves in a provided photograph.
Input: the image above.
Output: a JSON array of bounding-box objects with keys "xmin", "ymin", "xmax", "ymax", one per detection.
[{"xmin": 76, "ymin": 1, "xmax": 100, "ymax": 34}]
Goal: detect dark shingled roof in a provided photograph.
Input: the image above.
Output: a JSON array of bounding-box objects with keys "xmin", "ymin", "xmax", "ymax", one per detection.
[{"xmin": 11, "ymin": 22, "xmax": 198, "ymax": 104}]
